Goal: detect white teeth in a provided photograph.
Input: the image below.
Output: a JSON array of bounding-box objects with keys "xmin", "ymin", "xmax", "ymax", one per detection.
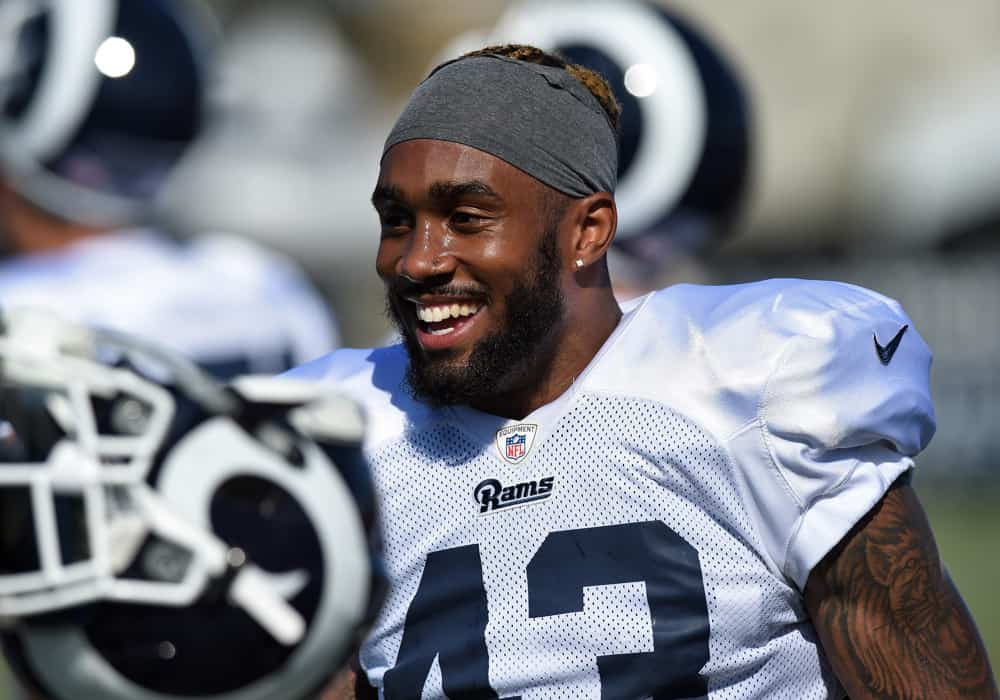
[
  {"xmin": 428, "ymin": 326, "xmax": 455, "ymax": 336},
  {"xmin": 416, "ymin": 303, "xmax": 482, "ymax": 323}
]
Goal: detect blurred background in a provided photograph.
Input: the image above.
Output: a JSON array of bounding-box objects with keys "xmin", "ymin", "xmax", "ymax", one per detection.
[{"xmin": 2, "ymin": 0, "xmax": 999, "ymax": 694}]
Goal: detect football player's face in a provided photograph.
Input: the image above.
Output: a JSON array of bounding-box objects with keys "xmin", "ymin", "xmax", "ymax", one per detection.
[{"xmin": 375, "ymin": 139, "xmax": 567, "ymax": 407}]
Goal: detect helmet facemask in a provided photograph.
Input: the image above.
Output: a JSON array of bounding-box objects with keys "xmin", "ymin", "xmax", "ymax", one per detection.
[{"xmin": 0, "ymin": 309, "xmax": 378, "ymax": 700}]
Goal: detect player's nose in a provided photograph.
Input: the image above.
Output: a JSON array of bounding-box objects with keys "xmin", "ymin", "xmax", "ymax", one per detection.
[{"xmin": 396, "ymin": 218, "xmax": 455, "ymax": 282}]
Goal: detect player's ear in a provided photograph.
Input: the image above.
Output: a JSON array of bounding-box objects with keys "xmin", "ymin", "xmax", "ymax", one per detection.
[{"xmin": 567, "ymin": 192, "xmax": 617, "ymax": 268}]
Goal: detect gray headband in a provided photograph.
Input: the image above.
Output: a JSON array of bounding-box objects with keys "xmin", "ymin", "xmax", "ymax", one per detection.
[{"xmin": 383, "ymin": 54, "xmax": 618, "ymax": 197}]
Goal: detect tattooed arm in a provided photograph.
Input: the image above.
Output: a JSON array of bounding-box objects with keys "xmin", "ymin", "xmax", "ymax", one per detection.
[{"xmin": 804, "ymin": 477, "xmax": 999, "ymax": 699}]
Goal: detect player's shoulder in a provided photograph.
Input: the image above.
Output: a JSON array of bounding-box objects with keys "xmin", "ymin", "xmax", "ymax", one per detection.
[
  {"xmin": 284, "ymin": 344, "xmax": 430, "ymax": 450},
  {"xmin": 591, "ymin": 278, "xmax": 930, "ymax": 435},
  {"xmin": 644, "ymin": 277, "xmax": 907, "ymax": 333},
  {"xmin": 635, "ymin": 278, "xmax": 917, "ymax": 368},
  {"xmin": 613, "ymin": 277, "xmax": 911, "ymax": 371},
  {"xmin": 672, "ymin": 278, "xmax": 930, "ymax": 443}
]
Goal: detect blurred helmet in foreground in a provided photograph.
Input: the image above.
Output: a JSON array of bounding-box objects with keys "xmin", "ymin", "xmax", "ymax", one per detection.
[
  {"xmin": 490, "ymin": 1, "xmax": 752, "ymax": 260},
  {"xmin": 0, "ymin": 309, "xmax": 380, "ymax": 700},
  {"xmin": 0, "ymin": 0, "xmax": 215, "ymax": 226}
]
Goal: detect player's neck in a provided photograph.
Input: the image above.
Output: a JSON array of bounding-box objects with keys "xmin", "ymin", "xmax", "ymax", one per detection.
[{"xmin": 470, "ymin": 292, "xmax": 622, "ymax": 420}]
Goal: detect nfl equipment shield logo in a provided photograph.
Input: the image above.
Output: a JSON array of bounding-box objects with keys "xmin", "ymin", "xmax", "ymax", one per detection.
[
  {"xmin": 495, "ymin": 424, "xmax": 538, "ymax": 465},
  {"xmin": 506, "ymin": 434, "xmax": 525, "ymax": 460}
]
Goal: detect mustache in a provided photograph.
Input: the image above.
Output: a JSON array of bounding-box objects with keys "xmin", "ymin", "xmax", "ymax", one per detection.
[{"xmin": 388, "ymin": 278, "xmax": 490, "ymax": 302}]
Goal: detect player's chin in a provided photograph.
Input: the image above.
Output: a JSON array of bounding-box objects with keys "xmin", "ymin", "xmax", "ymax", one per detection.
[{"xmin": 405, "ymin": 352, "xmax": 479, "ymax": 407}]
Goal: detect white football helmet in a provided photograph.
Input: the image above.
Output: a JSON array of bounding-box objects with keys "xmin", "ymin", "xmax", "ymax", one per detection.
[
  {"xmin": 0, "ymin": 308, "xmax": 380, "ymax": 700},
  {"xmin": 0, "ymin": 0, "xmax": 216, "ymax": 226}
]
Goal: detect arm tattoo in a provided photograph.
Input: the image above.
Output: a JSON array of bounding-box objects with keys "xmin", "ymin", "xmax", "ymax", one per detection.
[{"xmin": 805, "ymin": 480, "xmax": 999, "ymax": 699}]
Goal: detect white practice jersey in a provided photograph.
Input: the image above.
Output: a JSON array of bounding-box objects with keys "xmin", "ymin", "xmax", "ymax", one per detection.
[
  {"xmin": 0, "ymin": 229, "xmax": 338, "ymax": 377},
  {"xmin": 290, "ymin": 279, "xmax": 935, "ymax": 699}
]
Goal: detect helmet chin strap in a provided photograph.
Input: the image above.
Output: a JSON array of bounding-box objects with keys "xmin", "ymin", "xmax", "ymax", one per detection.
[{"xmin": 131, "ymin": 485, "xmax": 308, "ymax": 646}]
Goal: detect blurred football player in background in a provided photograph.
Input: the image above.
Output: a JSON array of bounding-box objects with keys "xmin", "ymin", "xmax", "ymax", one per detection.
[
  {"xmin": 0, "ymin": 308, "xmax": 381, "ymax": 700},
  {"xmin": 0, "ymin": 0, "xmax": 339, "ymax": 380},
  {"xmin": 1, "ymin": 1, "xmax": 347, "ymax": 697},
  {"xmin": 155, "ymin": 2, "xmax": 388, "ymax": 347},
  {"xmin": 295, "ymin": 34, "xmax": 998, "ymax": 699}
]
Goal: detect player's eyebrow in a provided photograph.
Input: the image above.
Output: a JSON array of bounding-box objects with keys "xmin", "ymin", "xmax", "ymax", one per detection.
[
  {"xmin": 371, "ymin": 180, "xmax": 502, "ymax": 210},
  {"xmin": 428, "ymin": 179, "xmax": 501, "ymax": 203},
  {"xmin": 371, "ymin": 184, "xmax": 406, "ymax": 208}
]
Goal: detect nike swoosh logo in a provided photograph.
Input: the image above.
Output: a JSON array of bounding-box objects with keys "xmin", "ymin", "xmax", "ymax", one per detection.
[{"xmin": 874, "ymin": 325, "xmax": 908, "ymax": 365}]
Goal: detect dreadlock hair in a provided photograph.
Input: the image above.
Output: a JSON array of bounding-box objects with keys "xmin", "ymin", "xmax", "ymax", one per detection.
[{"xmin": 457, "ymin": 44, "xmax": 622, "ymax": 137}]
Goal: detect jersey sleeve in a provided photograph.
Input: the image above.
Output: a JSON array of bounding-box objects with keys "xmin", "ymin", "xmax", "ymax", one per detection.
[{"xmin": 731, "ymin": 284, "xmax": 935, "ymax": 590}]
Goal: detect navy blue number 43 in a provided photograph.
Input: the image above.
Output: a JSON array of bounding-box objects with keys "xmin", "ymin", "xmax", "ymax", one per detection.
[{"xmin": 382, "ymin": 521, "xmax": 710, "ymax": 699}]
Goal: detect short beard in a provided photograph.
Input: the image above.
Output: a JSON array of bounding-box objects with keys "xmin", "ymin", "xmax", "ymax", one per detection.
[{"xmin": 389, "ymin": 227, "xmax": 565, "ymax": 408}]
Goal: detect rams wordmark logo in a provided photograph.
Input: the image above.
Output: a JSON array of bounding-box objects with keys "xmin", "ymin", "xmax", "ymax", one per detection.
[{"xmin": 474, "ymin": 476, "xmax": 554, "ymax": 514}]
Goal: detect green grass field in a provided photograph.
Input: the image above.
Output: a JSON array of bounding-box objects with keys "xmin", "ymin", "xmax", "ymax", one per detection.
[{"xmin": 1, "ymin": 487, "xmax": 997, "ymax": 698}]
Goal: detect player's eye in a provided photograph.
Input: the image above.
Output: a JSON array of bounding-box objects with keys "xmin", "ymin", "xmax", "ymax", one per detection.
[
  {"xmin": 450, "ymin": 210, "xmax": 488, "ymax": 231},
  {"xmin": 378, "ymin": 209, "xmax": 412, "ymax": 236}
]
